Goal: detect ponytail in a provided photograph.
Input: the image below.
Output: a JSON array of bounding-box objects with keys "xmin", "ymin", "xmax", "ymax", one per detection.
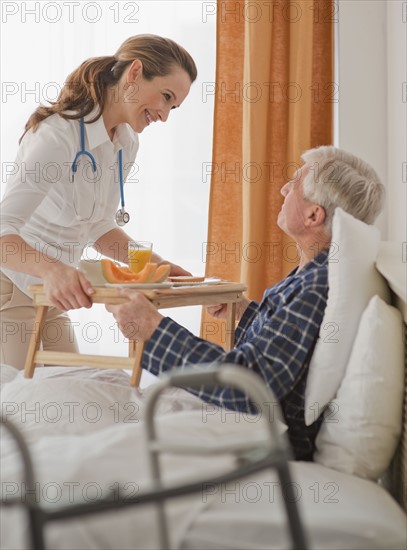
[{"xmin": 19, "ymin": 55, "xmax": 123, "ymax": 142}]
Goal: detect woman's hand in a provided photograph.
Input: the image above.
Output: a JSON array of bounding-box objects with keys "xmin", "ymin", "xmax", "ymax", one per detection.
[
  {"xmin": 150, "ymin": 250, "xmax": 191, "ymax": 277},
  {"xmin": 42, "ymin": 264, "xmax": 94, "ymax": 311},
  {"xmin": 207, "ymin": 295, "xmax": 251, "ymax": 321},
  {"xmin": 160, "ymin": 261, "xmax": 192, "ymax": 277}
]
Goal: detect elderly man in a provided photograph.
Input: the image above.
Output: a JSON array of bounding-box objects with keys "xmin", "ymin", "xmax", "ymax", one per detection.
[{"xmin": 106, "ymin": 146, "xmax": 384, "ymax": 461}]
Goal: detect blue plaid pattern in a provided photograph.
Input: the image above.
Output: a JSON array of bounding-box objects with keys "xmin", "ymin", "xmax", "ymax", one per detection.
[{"xmin": 143, "ymin": 250, "xmax": 329, "ymax": 460}]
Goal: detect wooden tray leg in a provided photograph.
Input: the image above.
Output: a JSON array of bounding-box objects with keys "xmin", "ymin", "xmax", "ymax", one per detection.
[
  {"xmin": 24, "ymin": 306, "xmax": 48, "ymax": 378},
  {"xmin": 129, "ymin": 339, "xmax": 144, "ymax": 387},
  {"xmin": 225, "ymin": 302, "xmax": 237, "ymax": 351}
]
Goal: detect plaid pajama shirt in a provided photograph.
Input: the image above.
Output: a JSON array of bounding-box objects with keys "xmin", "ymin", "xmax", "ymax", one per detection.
[{"xmin": 143, "ymin": 250, "xmax": 329, "ymax": 460}]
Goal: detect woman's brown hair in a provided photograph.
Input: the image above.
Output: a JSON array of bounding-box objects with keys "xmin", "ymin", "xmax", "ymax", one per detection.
[{"xmin": 20, "ymin": 34, "xmax": 197, "ymax": 142}]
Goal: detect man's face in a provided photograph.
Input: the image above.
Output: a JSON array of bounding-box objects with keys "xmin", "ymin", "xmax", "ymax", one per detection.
[{"xmin": 277, "ymin": 165, "xmax": 313, "ymax": 238}]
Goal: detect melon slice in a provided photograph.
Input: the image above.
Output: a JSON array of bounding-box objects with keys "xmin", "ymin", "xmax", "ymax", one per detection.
[
  {"xmin": 139, "ymin": 263, "xmax": 158, "ymax": 283},
  {"xmin": 101, "ymin": 260, "xmax": 158, "ymax": 284},
  {"xmin": 101, "ymin": 260, "xmax": 140, "ymax": 282},
  {"xmin": 151, "ymin": 264, "xmax": 171, "ymax": 283}
]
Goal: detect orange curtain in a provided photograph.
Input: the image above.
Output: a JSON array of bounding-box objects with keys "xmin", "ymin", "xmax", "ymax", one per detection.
[{"xmin": 201, "ymin": 0, "xmax": 333, "ymax": 346}]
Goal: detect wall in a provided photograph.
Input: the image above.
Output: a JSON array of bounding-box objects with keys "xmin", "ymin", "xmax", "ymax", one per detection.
[
  {"xmin": 387, "ymin": 0, "xmax": 407, "ymax": 243},
  {"xmin": 337, "ymin": 0, "xmax": 406, "ymax": 243}
]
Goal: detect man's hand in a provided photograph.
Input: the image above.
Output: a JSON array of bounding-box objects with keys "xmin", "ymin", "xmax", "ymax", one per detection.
[
  {"xmin": 207, "ymin": 296, "xmax": 251, "ymax": 321},
  {"xmin": 105, "ymin": 291, "xmax": 164, "ymax": 342}
]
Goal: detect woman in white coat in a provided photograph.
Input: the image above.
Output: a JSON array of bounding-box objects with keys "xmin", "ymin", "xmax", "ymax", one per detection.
[{"xmin": 0, "ymin": 34, "xmax": 197, "ymax": 369}]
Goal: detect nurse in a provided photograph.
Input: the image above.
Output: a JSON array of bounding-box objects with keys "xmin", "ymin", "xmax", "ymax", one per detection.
[{"xmin": 0, "ymin": 34, "xmax": 197, "ymax": 368}]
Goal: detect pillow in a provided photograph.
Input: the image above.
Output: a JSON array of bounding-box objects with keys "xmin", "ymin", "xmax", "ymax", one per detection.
[
  {"xmin": 314, "ymin": 295, "xmax": 404, "ymax": 480},
  {"xmin": 305, "ymin": 208, "xmax": 389, "ymax": 426}
]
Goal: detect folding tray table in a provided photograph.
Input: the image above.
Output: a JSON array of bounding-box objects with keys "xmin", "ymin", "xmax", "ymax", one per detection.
[{"xmin": 23, "ymin": 282, "xmax": 247, "ymax": 386}]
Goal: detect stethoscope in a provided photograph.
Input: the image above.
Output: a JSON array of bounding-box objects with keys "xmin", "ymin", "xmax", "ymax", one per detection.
[{"xmin": 70, "ymin": 117, "xmax": 130, "ymax": 226}]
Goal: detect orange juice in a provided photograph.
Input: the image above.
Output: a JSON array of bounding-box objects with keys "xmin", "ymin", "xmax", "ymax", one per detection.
[{"xmin": 128, "ymin": 242, "xmax": 152, "ymax": 273}]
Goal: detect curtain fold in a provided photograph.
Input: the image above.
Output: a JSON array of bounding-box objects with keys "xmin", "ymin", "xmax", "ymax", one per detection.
[
  {"xmin": 202, "ymin": 0, "xmax": 333, "ymax": 346},
  {"xmin": 200, "ymin": 2, "xmax": 245, "ymax": 347}
]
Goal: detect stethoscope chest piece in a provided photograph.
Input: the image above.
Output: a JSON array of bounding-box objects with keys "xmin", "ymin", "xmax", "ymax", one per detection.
[{"xmin": 115, "ymin": 208, "xmax": 130, "ymax": 226}]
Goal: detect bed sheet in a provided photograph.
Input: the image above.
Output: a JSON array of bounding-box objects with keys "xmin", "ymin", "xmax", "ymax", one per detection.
[
  {"xmin": 182, "ymin": 462, "xmax": 407, "ymax": 550},
  {"xmin": 0, "ymin": 365, "xmax": 286, "ymax": 550},
  {"xmin": 1, "ymin": 366, "xmax": 405, "ymax": 550}
]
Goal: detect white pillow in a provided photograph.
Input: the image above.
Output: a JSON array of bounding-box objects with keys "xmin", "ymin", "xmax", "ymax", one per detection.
[
  {"xmin": 314, "ymin": 295, "xmax": 404, "ymax": 480},
  {"xmin": 305, "ymin": 208, "xmax": 389, "ymax": 425}
]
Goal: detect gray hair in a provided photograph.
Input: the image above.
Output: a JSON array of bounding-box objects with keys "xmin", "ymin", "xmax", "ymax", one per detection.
[{"xmin": 300, "ymin": 146, "xmax": 385, "ymax": 234}]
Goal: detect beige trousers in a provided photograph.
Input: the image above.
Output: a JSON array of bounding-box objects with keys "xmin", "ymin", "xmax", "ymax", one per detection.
[{"xmin": 0, "ymin": 271, "xmax": 78, "ymax": 370}]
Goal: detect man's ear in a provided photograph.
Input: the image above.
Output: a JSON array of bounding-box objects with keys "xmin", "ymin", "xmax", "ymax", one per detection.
[
  {"xmin": 308, "ymin": 204, "xmax": 326, "ymax": 226},
  {"xmin": 126, "ymin": 59, "xmax": 143, "ymax": 84}
]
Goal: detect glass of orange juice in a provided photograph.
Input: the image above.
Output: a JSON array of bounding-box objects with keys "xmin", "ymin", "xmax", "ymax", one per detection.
[{"xmin": 128, "ymin": 241, "xmax": 153, "ymax": 273}]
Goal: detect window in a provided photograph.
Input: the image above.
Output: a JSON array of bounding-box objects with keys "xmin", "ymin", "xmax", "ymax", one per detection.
[{"xmin": 1, "ymin": 1, "xmax": 216, "ymax": 355}]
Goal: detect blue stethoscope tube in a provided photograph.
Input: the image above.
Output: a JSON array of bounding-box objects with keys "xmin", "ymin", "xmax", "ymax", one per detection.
[{"xmin": 71, "ymin": 118, "xmax": 130, "ymax": 226}]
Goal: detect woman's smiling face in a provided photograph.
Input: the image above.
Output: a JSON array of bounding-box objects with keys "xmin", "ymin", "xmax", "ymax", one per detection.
[{"xmin": 121, "ymin": 61, "xmax": 192, "ymax": 133}]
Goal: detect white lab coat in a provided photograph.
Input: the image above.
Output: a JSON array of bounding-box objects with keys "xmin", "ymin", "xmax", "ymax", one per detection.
[{"xmin": 0, "ymin": 111, "xmax": 139, "ymax": 296}]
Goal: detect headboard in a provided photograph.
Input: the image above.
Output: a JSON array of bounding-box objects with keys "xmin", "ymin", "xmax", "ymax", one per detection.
[{"xmin": 376, "ymin": 242, "xmax": 407, "ymax": 512}]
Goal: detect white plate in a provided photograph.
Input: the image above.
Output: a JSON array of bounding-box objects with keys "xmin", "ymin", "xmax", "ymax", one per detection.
[{"xmin": 104, "ymin": 282, "xmax": 173, "ymax": 289}]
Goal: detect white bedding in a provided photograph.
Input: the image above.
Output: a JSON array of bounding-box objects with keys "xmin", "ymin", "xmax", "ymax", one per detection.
[
  {"xmin": 1, "ymin": 366, "xmax": 406, "ymax": 550},
  {"xmin": 183, "ymin": 463, "xmax": 407, "ymax": 550}
]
